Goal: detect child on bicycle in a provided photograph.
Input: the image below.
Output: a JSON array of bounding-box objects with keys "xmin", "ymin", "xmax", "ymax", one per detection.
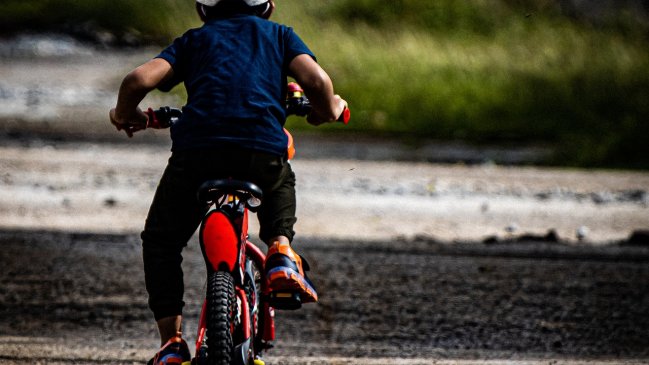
[{"xmin": 108, "ymin": 0, "xmax": 347, "ymax": 363}]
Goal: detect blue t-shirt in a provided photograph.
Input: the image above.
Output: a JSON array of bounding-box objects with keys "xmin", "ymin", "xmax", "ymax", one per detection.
[{"xmin": 155, "ymin": 15, "xmax": 315, "ymax": 155}]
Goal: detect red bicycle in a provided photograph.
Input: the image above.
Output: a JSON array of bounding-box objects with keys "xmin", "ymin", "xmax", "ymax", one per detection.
[
  {"xmin": 119, "ymin": 84, "xmax": 348, "ymax": 365},
  {"xmin": 193, "ymin": 178, "xmax": 273, "ymax": 365}
]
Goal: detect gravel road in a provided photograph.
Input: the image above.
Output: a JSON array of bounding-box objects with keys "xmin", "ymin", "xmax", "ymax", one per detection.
[
  {"xmin": 0, "ymin": 139, "xmax": 648, "ymax": 244},
  {"xmin": 1, "ymin": 229, "xmax": 648, "ymax": 365},
  {"xmin": 1, "ymin": 139, "xmax": 649, "ymax": 365}
]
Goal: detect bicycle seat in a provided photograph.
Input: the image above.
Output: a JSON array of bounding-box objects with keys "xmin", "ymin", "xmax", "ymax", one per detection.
[{"xmin": 197, "ymin": 179, "xmax": 264, "ymax": 210}]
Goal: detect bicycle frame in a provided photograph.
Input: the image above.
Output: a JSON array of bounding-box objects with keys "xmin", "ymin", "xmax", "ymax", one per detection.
[{"xmin": 194, "ymin": 188, "xmax": 275, "ymax": 364}]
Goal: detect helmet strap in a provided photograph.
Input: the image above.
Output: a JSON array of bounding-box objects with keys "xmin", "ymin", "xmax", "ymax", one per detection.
[{"xmin": 259, "ymin": 1, "xmax": 273, "ymax": 19}]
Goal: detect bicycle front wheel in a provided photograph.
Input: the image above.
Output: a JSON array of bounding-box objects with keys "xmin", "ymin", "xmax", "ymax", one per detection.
[{"xmin": 206, "ymin": 270, "xmax": 236, "ymax": 365}]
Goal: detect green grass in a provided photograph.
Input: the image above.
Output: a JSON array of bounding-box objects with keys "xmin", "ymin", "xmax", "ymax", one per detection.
[
  {"xmin": 277, "ymin": 1, "xmax": 649, "ymax": 168},
  {"xmin": 2, "ymin": 0, "xmax": 648, "ymax": 168}
]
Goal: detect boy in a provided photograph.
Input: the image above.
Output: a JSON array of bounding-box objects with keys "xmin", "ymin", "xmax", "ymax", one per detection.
[{"xmin": 109, "ymin": 0, "xmax": 347, "ymax": 363}]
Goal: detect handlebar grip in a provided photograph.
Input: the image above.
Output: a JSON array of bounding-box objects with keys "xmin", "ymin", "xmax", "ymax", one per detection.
[
  {"xmin": 147, "ymin": 106, "xmax": 181, "ymax": 129},
  {"xmin": 145, "ymin": 108, "xmax": 158, "ymax": 128},
  {"xmin": 337, "ymin": 107, "xmax": 350, "ymax": 125}
]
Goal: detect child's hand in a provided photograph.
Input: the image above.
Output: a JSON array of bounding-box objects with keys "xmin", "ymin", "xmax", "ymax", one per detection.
[
  {"xmin": 333, "ymin": 95, "xmax": 349, "ymax": 124},
  {"xmin": 109, "ymin": 107, "xmax": 148, "ymax": 138},
  {"xmin": 306, "ymin": 112, "xmax": 327, "ymax": 126},
  {"xmin": 307, "ymin": 95, "xmax": 348, "ymax": 126}
]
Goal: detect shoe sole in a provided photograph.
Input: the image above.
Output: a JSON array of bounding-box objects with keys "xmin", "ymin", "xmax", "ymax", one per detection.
[
  {"xmin": 154, "ymin": 355, "xmax": 191, "ymax": 365},
  {"xmin": 267, "ymin": 267, "xmax": 318, "ymax": 303}
]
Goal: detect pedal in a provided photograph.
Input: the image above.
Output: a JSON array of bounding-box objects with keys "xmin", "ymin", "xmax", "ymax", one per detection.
[{"xmin": 269, "ymin": 291, "xmax": 302, "ymax": 310}]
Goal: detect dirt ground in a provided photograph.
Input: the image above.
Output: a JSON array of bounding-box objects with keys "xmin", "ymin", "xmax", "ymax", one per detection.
[
  {"xmin": 1, "ymin": 38, "xmax": 649, "ymax": 364},
  {"xmin": 1, "ymin": 229, "xmax": 648, "ymax": 365},
  {"xmin": 1, "ymin": 139, "xmax": 648, "ymax": 244},
  {"xmin": 1, "ymin": 136, "xmax": 649, "ymax": 365}
]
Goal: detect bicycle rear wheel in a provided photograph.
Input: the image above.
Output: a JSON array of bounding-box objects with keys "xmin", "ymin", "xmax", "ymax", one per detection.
[{"xmin": 206, "ymin": 271, "xmax": 236, "ymax": 365}]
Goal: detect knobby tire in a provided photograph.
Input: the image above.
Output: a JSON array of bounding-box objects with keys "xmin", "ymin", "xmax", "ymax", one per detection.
[{"xmin": 206, "ymin": 271, "xmax": 236, "ymax": 365}]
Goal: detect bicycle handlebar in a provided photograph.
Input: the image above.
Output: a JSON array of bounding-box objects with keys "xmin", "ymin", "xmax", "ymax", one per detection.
[
  {"xmin": 286, "ymin": 82, "xmax": 350, "ymax": 125},
  {"xmin": 145, "ymin": 106, "xmax": 182, "ymax": 129},
  {"xmin": 114, "ymin": 83, "xmax": 349, "ymax": 136},
  {"xmin": 112, "ymin": 107, "xmax": 181, "ymax": 137}
]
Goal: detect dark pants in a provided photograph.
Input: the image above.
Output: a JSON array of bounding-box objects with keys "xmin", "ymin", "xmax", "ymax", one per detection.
[{"xmin": 141, "ymin": 148, "xmax": 297, "ymax": 320}]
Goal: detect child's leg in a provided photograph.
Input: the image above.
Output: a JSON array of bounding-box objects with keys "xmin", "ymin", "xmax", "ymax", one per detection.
[
  {"xmin": 141, "ymin": 152, "xmax": 208, "ymax": 344},
  {"xmin": 256, "ymin": 162, "xmax": 297, "ymax": 245},
  {"xmin": 155, "ymin": 316, "xmax": 183, "ymax": 346},
  {"xmin": 266, "ymin": 235, "xmax": 290, "ymax": 245},
  {"xmin": 255, "ymin": 162, "xmax": 318, "ymax": 303}
]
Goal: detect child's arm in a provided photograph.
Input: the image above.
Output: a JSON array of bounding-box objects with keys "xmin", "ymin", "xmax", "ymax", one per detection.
[
  {"xmin": 288, "ymin": 54, "xmax": 347, "ymax": 126},
  {"xmin": 109, "ymin": 58, "xmax": 174, "ymax": 136}
]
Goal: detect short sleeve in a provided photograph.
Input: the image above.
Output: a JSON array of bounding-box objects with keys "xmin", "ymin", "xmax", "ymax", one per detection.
[
  {"xmin": 283, "ymin": 27, "xmax": 316, "ymax": 69},
  {"xmin": 155, "ymin": 36, "xmax": 187, "ymax": 92}
]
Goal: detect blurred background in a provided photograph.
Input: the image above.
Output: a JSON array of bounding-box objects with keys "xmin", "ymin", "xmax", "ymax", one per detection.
[
  {"xmin": 2, "ymin": 3, "xmax": 649, "ymax": 362},
  {"xmin": 1, "ymin": 0, "xmax": 648, "ymax": 169}
]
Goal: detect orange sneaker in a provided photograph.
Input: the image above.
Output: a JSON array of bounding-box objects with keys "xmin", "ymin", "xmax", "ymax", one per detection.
[
  {"xmin": 147, "ymin": 333, "xmax": 191, "ymax": 365},
  {"xmin": 265, "ymin": 241, "xmax": 318, "ymax": 309}
]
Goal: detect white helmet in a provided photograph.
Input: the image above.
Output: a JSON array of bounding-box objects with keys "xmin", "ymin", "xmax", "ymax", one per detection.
[{"xmin": 196, "ymin": 0, "xmax": 268, "ymax": 6}]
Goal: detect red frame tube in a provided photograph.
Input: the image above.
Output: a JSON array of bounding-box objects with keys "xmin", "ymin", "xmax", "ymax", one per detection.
[
  {"xmin": 195, "ymin": 300, "xmax": 208, "ymax": 356},
  {"xmin": 237, "ymin": 288, "xmax": 251, "ymax": 339}
]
